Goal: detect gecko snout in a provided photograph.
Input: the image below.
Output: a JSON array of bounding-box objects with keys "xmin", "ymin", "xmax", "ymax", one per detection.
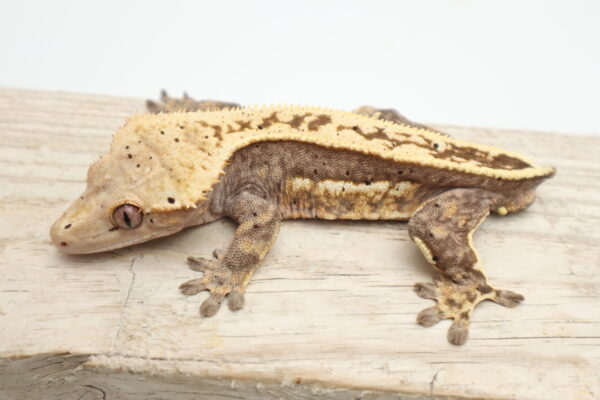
[{"xmin": 50, "ymin": 214, "xmax": 85, "ymax": 253}]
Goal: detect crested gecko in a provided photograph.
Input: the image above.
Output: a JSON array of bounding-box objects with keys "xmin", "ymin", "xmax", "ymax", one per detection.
[{"xmin": 51, "ymin": 91, "xmax": 555, "ymax": 345}]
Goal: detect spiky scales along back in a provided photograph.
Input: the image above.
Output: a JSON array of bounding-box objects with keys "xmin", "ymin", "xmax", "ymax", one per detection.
[{"xmin": 106, "ymin": 106, "xmax": 554, "ymax": 212}]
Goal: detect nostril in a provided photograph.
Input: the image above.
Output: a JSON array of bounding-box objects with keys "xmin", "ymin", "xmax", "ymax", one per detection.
[
  {"xmin": 60, "ymin": 241, "xmax": 68, "ymax": 247},
  {"xmin": 64, "ymin": 224, "xmax": 71, "ymax": 229}
]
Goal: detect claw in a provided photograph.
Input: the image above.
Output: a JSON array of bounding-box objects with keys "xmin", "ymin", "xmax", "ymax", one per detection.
[
  {"xmin": 417, "ymin": 306, "xmax": 442, "ymax": 327},
  {"xmin": 179, "ymin": 278, "xmax": 207, "ymax": 295},
  {"xmin": 201, "ymin": 294, "xmax": 224, "ymax": 317}
]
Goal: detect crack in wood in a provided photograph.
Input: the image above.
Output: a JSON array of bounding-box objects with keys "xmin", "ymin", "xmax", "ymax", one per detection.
[
  {"xmin": 429, "ymin": 367, "xmax": 443, "ymax": 398},
  {"xmin": 113, "ymin": 254, "xmax": 141, "ymax": 348},
  {"xmin": 83, "ymin": 384, "xmax": 107, "ymax": 400}
]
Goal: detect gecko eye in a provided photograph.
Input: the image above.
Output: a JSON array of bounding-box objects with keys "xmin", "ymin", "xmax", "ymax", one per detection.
[{"xmin": 112, "ymin": 204, "xmax": 143, "ymax": 229}]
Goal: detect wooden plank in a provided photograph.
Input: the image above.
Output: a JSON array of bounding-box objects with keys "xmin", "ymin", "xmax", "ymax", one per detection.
[{"xmin": 0, "ymin": 88, "xmax": 599, "ymax": 400}]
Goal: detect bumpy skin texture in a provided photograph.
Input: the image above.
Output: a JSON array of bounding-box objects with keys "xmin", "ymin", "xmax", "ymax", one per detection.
[{"xmin": 50, "ymin": 91, "xmax": 555, "ymax": 345}]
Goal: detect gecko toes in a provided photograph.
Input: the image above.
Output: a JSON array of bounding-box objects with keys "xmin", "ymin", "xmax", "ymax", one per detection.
[
  {"xmin": 417, "ymin": 306, "xmax": 442, "ymax": 327},
  {"xmin": 227, "ymin": 291, "xmax": 245, "ymax": 311},
  {"xmin": 447, "ymin": 320, "xmax": 469, "ymax": 345},
  {"xmin": 494, "ymin": 290, "xmax": 525, "ymax": 308},
  {"xmin": 179, "ymin": 278, "xmax": 207, "ymax": 295},
  {"xmin": 414, "ymin": 282, "xmax": 438, "ymax": 300},
  {"xmin": 200, "ymin": 294, "xmax": 224, "ymax": 317}
]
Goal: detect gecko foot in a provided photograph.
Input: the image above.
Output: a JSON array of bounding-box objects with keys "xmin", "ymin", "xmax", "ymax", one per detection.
[
  {"xmin": 179, "ymin": 259, "xmax": 246, "ymax": 317},
  {"xmin": 413, "ymin": 275, "xmax": 524, "ymax": 345}
]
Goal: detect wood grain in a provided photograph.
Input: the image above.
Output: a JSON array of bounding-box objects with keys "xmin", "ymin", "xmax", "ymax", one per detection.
[{"xmin": 0, "ymin": 88, "xmax": 599, "ymax": 400}]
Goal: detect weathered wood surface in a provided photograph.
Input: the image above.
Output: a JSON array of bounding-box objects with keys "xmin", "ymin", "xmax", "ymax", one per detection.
[{"xmin": 0, "ymin": 88, "xmax": 599, "ymax": 400}]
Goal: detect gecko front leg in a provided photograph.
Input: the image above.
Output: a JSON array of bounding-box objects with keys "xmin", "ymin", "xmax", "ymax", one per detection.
[
  {"xmin": 408, "ymin": 188, "xmax": 524, "ymax": 345},
  {"xmin": 180, "ymin": 192, "xmax": 280, "ymax": 317}
]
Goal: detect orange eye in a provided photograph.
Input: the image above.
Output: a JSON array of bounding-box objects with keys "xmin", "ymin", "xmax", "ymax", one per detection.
[{"xmin": 112, "ymin": 204, "xmax": 143, "ymax": 229}]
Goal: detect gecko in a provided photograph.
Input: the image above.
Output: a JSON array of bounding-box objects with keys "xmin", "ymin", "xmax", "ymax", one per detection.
[{"xmin": 51, "ymin": 91, "xmax": 555, "ymax": 345}]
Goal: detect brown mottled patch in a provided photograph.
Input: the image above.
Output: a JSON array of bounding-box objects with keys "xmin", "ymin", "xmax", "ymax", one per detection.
[
  {"xmin": 477, "ymin": 284, "xmax": 493, "ymax": 294},
  {"xmin": 287, "ymin": 113, "xmax": 311, "ymax": 129},
  {"xmin": 446, "ymin": 298, "xmax": 459, "ymax": 308},
  {"xmin": 361, "ymin": 127, "xmax": 389, "ymax": 141},
  {"xmin": 337, "ymin": 121, "xmax": 533, "ymax": 171},
  {"xmin": 433, "ymin": 143, "xmax": 531, "ymax": 170},
  {"xmin": 260, "ymin": 112, "xmax": 280, "ymax": 128},
  {"xmin": 235, "ymin": 120, "xmax": 253, "ymax": 131},
  {"xmin": 460, "ymin": 311, "xmax": 470, "ymax": 320},
  {"xmin": 491, "ymin": 153, "xmax": 532, "ymax": 169},
  {"xmin": 196, "ymin": 121, "xmax": 224, "ymax": 141},
  {"xmin": 340, "ymin": 124, "xmax": 431, "ymax": 152},
  {"xmin": 307, "ymin": 114, "xmax": 332, "ymax": 131},
  {"xmin": 225, "ymin": 120, "xmax": 252, "ymax": 133}
]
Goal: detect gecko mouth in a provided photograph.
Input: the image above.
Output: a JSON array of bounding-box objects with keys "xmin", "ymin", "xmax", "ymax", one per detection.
[
  {"xmin": 87, "ymin": 227, "xmax": 186, "ymax": 254},
  {"xmin": 52, "ymin": 223, "xmax": 186, "ymax": 255}
]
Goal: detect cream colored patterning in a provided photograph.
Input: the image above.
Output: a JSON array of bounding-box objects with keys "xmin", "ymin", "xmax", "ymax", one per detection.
[{"xmin": 281, "ymin": 177, "xmax": 422, "ymax": 220}]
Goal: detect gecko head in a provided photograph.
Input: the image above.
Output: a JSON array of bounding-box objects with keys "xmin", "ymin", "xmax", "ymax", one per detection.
[{"xmin": 50, "ymin": 152, "xmax": 202, "ymax": 254}]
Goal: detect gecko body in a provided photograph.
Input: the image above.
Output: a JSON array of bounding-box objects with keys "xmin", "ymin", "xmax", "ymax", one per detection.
[{"xmin": 51, "ymin": 93, "xmax": 555, "ymax": 344}]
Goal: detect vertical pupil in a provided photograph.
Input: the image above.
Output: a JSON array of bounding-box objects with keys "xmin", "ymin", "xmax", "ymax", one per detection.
[{"xmin": 123, "ymin": 211, "xmax": 132, "ymax": 228}]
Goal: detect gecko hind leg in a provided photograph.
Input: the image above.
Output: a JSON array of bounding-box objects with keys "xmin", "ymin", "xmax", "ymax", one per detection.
[{"xmin": 408, "ymin": 188, "xmax": 524, "ymax": 345}]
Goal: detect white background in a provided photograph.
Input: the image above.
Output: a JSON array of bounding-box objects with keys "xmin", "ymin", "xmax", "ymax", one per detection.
[{"xmin": 1, "ymin": 0, "xmax": 598, "ymax": 135}]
